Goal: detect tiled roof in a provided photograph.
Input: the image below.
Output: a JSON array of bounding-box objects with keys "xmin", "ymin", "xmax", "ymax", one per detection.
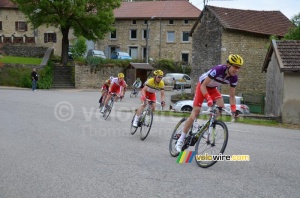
[
  {"xmin": 262, "ymin": 40, "xmax": 300, "ymax": 72},
  {"xmin": 207, "ymin": 6, "xmax": 293, "ymax": 37},
  {"xmin": 0, "ymin": 0, "xmax": 17, "ymax": 8},
  {"xmin": 114, "ymin": 1, "xmax": 201, "ymax": 19}
]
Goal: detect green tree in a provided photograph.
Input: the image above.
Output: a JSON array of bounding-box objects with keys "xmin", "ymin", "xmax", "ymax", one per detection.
[
  {"xmin": 71, "ymin": 36, "xmax": 87, "ymax": 60},
  {"xmin": 11, "ymin": 0, "xmax": 121, "ymax": 66},
  {"xmin": 284, "ymin": 13, "xmax": 300, "ymax": 40}
]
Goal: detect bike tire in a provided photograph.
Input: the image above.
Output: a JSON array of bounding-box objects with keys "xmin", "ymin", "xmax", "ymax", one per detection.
[
  {"xmin": 130, "ymin": 112, "xmax": 138, "ymax": 135},
  {"xmin": 169, "ymin": 118, "xmax": 186, "ymax": 157},
  {"xmin": 140, "ymin": 109, "xmax": 153, "ymax": 141},
  {"xmin": 103, "ymin": 99, "xmax": 114, "ymax": 120},
  {"xmin": 194, "ymin": 120, "xmax": 228, "ymax": 168},
  {"xmin": 130, "ymin": 91, "xmax": 134, "ymax": 98}
]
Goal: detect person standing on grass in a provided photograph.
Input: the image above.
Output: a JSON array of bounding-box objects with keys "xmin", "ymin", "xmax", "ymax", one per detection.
[{"xmin": 31, "ymin": 68, "xmax": 38, "ymax": 91}]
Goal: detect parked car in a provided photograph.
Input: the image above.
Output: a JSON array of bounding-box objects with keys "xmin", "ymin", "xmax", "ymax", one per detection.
[
  {"xmin": 165, "ymin": 73, "xmax": 191, "ymax": 88},
  {"xmin": 68, "ymin": 45, "xmax": 73, "ymax": 60},
  {"xmin": 111, "ymin": 51, "xmax": 132, "ymax": 60},
  {"xmin": 86, "ymin": 49, "xmax": 106, "ymax": 59},
  {"xmin": 171, "ymin": 94, "xmax": 250, "ymax": 114}
]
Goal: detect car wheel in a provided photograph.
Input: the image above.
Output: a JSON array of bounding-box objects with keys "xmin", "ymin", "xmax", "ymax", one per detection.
[{"xmin": 181, "ymin": 106, "xmax": 192, "ymax": 112}]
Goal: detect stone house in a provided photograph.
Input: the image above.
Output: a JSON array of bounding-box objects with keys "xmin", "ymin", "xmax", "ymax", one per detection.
[
  {"xmin": 262, "ymin": 40, "xmax": 300, "ymax": 124},
  {"xmin": 96, "ymin": 1, "xmax": 200, "ymax": 63},
  {"xmin": 189, "ymin": 6, "xmax": 293, "ymax": 101},
  {"xmin": 0, "ymin": 0, "xmax": 75, "ymax": 56}
]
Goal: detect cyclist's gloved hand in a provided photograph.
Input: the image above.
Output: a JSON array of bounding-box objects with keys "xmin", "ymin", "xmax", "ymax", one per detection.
[
  {"xmin": 231, "ymin": 104, "xmax": 239, "ymax": 118},
  {"xmin": 204, "ymin": 93, "xmax": 213, "ymax": 107}
]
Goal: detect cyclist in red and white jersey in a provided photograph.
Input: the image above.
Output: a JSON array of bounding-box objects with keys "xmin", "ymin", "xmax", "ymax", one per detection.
[{"xmin": 101, "ymin": 73, "xmax": 126, "ymax": 113}]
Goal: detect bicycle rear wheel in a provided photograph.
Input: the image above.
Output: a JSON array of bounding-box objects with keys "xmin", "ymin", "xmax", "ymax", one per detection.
[
  {"xmin": 103, "ymin": 99, "xmax": 114, "ymax": 120},
  {"xmin": 130, "ymin": 112, "xmax": 138, "ymax": 135},
  {"xmin": 169, "ymin": 118, "xmax": 186, "ymax": 157},
  {"xmin": 194, "ymin": 120, "xmax": 228, "ymax": 168},
  {"xmin": 140, "ymin": 109, "xmax": 153, "ymax": 141}
]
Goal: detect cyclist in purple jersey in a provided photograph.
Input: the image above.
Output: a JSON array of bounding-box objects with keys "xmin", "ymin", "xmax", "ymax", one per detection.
[{"xmin": 175, "ymin": 54, "xmax": 244, "ymax": 152}]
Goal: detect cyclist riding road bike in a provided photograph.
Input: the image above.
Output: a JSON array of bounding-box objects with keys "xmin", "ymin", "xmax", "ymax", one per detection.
[
  {"xmin": 175, "ymin": 54, "xmax": 244, "ymax": 152},
  {"xmin": 132, "ymin": 70, "xmax": 166, "ymax": 127},
  {"xmin": 101, "ymin": 73, "xmax": 126, "ymax": 113}
]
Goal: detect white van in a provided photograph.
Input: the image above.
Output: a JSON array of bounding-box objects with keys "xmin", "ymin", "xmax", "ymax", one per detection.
[{"xmin": 165, "ymin": 73, "xmax": 191, "ymax": 88}]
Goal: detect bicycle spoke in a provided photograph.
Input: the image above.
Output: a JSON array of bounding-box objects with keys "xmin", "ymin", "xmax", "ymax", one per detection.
[
  {"xmin": 140, "ymin": 110, "xmax": 153, "ymax": 141},
  {"xmin": 169, "ymin": 118, "xmax": 186, "ymax": 157},
  {"xmin": 194, "ymin": 121, "xmax": 228, "ymax": 168}
]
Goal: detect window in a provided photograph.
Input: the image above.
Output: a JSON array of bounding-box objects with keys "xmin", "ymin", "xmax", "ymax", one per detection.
[
  {"xmin": 169, "ymin": 20, "xmax": 174, "ymax": 25},
  {"xmin": 184, "ymin": 20, "xmax": 189, "ymax": 24},
  {"xmin": 144, "ymin": 20, "xmax": 147, "ymax": 25},
  {"xmin": 182, "ymin": 32, "xmax": 189, "ymax": 42},
  {"xmin": 0, "ymin": 21, "xmax": 2, "ymax": 30},
  {"xmin": 167, "ymin": 31, "xmax": 175, "ymax": 42},
  {"xmin": 132, "ymin": 20, "xmax": 137, "ymax": 25},
  {"xmin": 110, "ymin": 30, "xmax": 116, "ymax": 39},
  {"xmin": 130, "ymin": 29, "xmax": 137, "ymax": 40},
  {"xmin": 182, "ymin": 53, "xmax": 189, "ymax": 63},
  {"xmin": 44, "ymin": 33, "xmax": 57, "ymax": 43},
  {"xmin": 15, "ymin": 21, "xmax": 27, "ymax": 31},
  {"xmin": 143, "ymin": 29, "xmax": 148, "ymax": 40}
]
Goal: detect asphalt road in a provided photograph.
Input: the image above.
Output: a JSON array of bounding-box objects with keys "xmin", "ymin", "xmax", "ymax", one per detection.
[{"xmin": 0, "ymin": 88, "xmax": 299, "ymax": 198}]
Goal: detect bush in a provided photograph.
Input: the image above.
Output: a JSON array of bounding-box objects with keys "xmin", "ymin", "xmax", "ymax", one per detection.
[{"xmin": 37, "ymin": 63, "xmax": 53, "ymax": 89}]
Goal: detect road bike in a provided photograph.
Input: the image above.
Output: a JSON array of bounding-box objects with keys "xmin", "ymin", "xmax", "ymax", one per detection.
[
  {"xmin": 130, "ymin": 87, "xmax": 139, "ymax": 98},
  {"xmin": 130, "ymin": 99, "xmax": 162, "ymax": 141},
  {"xmin": 102, "ymin": 93, "xmax": 119, "ymax": 120},
  {"xmin": 99, "ymin": 90, "xmax": 108, "ymax": 109},
  {"xmin": 169, "ymin": 101, "xmax": 234, "ymax": 168}
]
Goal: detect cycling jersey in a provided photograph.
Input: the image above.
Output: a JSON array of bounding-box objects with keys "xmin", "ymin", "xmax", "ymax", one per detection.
[
  {"xmin": 110, "ymin": 77, "xmax": 126, "ymax": 94},
  {"xmin": 145, "ymin": 78, "xmax": 164, "ymax": 93},
  {"xmin": 199, "ymin": 65, "xmax": 238, "ymax": 88}
]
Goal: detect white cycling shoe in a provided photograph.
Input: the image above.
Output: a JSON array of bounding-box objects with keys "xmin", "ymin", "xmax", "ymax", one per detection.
[{"xmin": 175, "ymin": 140, "xmax": 184, "ymax": 152}]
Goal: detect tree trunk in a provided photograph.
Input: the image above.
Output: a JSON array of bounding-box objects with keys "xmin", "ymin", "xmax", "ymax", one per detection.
[{"xmin": 61, "ymin": 27, "xmax": 70, "ymax": 66}]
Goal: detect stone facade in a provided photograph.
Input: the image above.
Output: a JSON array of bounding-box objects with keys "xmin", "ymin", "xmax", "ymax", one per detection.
[
  {"xmin": 0, "ymin": 8, "xmax": 76, "ymax": 56},
  {"xmin": 75, "ymin": 65, "xmax": 124, "ymax": 89},
  {"xmin": 2, "ymin": 45, "xmax": 48, "ymax": 58},
  {"xmin": 191, "ymin": 10, "xmax": 269, "ymax": 97},
  {"xmin": 96, "ymin": 19, "xmax": 196, "ymax": 63}
]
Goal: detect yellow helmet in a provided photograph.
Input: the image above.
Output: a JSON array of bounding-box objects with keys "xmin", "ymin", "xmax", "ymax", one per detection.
[
  {"xmin": 153, "ymin": 70, "xmax": 164, "ymax": 76},
  {"xmin": 228, "ymin": 54, "xmax": 244, "ymax": 67},
  {"xmin": 118, "ymin": 73, "xmax": 124, "ymax": 78}
]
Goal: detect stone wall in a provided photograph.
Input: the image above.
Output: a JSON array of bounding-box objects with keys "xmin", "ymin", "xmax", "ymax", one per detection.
[
  {"xmin": 2, "ymin": 45, "xmax": 48, "ymax": 58},
  {"xmin": 191, "ymin": 9, "xmax": 270, "ymax": 97},
  {"xmin": 96, "ymin": 19, "xmax": 196, "ymax": 63},
  {"xmin": 75, "ymin": 65, "xmax": 124, "ymax": 89}
]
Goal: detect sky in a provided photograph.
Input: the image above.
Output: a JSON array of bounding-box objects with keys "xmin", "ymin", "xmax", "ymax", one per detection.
[{"xmin": 189, "ymin": 0, "xmax": 300, "ymax": 19}]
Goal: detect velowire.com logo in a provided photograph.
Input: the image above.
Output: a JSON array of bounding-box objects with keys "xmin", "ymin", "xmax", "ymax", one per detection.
[{"xmin": 177, "ymin": 151, "xmax": 250, "ymax": 164}]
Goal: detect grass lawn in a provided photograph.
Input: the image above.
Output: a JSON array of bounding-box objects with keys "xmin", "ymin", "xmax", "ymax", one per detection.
[{"xmin": 0, "ymin": 56, "xmax": 42, "ymax": 65}]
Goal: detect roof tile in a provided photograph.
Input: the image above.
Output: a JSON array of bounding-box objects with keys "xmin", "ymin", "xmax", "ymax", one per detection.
[
  {"xmin": 114, "ymin": 1, "xmax": 201, "ymax": 19},
  {"xmin": 0, "ymin": 0, "xmax": 17, "ymax": 8},
  {"xmin": 207, "ymin": 6, "xmax": 293, "ymax": 36}
]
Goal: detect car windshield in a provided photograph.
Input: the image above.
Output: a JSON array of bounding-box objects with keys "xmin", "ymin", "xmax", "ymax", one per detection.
[
  {"xmin": 118, "ymin": 52, "xmax": 129, "ymax": 56},
  {"xmin": 94, "ymin": 51, "xmax": 104, "ymax": 55}
]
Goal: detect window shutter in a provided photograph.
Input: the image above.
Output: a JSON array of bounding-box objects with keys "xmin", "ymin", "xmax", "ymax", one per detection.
[
  {"xmin": 53, "ymin": 33, "xmax": 56, "ymax": 43},
  {"xmin": 44, "ymin": 33, "xmax": 47, "ymax": 43},
  {"xmin": 25, "ymin": 23, "xmax": 28, "ymax": 31},
  {"xmin": 15, "ymin": 22, "xmax": 18, "ymax": 31}
]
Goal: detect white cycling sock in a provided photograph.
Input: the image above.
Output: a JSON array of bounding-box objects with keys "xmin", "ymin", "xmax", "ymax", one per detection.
[
  {"xmin": 134, "ymin": 115, "xmax": 141, "ymax": 122},
  {"xmin": 178, "ymin": 132, "xmax": 186, "ymax": 142}
]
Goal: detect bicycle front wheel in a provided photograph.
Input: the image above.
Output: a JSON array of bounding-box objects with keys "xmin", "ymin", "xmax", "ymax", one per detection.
[
  {"xmin": 130, "ymin": 112, "xmax": 138, "ymax": 135},
  {"xmin": 169, "ymin": 118, "xmax": 186, "ymax": 157},
  {"xmin": 140, "ymin": 109, "xmax": 153, "ymax": 141},
  {"xmin": 103, "ymin": 99, "xmax": 114, "ymax": 120},
  {"xmin": 194, "ymin": 120, "xmax": 228, "ymax": 168}
]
